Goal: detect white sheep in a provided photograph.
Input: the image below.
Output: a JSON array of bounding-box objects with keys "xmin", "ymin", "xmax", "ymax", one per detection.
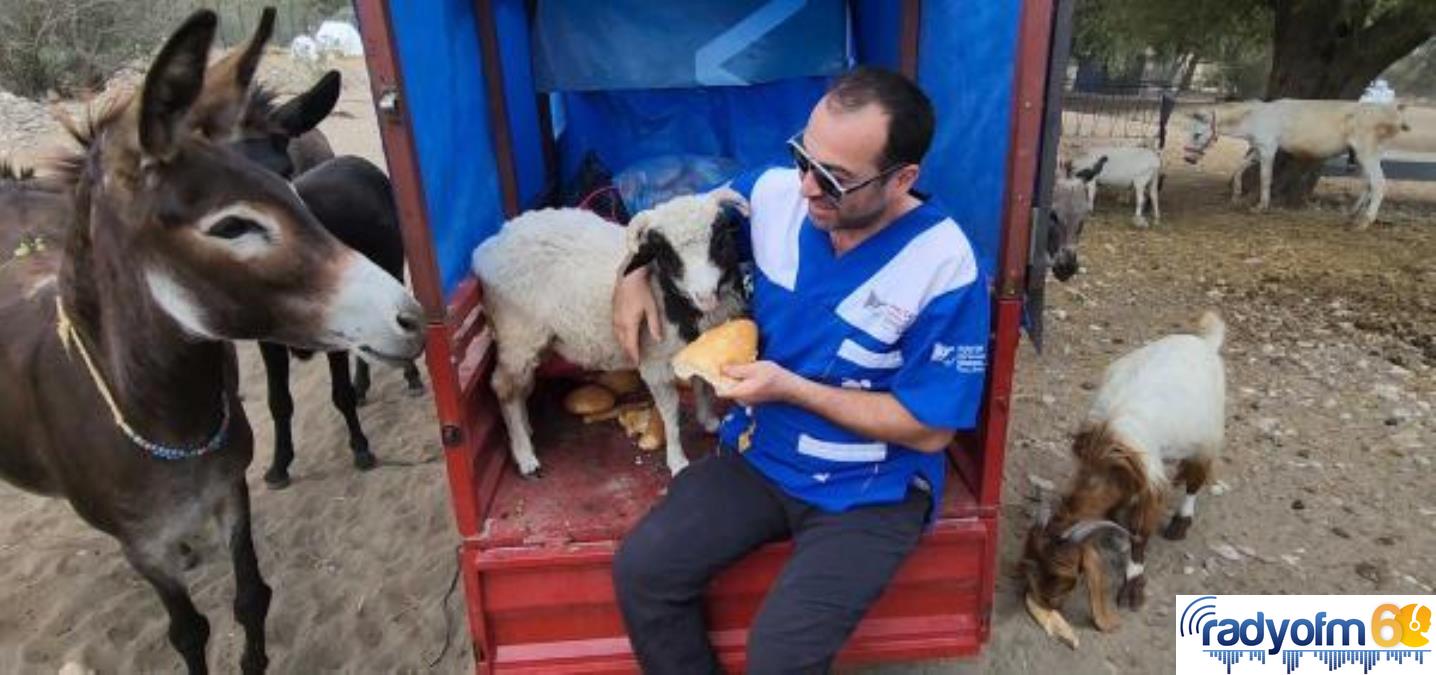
[
  {"xmin": 471, "ymin": 190, "xmax": 749, "ymax": 477},
  {"xmin": 1024, "ymin": 311, "xmax": 1226, "ymax": 631},
  {"xmin": 1072, "ymin": 145, "xmax": 1163, "ymax": 227}
]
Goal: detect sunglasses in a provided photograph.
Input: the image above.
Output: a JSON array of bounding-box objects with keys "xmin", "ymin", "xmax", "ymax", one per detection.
[{"xmin": 787, "ymin": 133, "xmax": 904, "ymax": 204}]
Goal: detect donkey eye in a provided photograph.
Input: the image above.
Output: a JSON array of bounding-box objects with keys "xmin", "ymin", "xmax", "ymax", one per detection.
[{"xmin": 207, "ymin": 216, "xmax": 267, "ymax": 240}]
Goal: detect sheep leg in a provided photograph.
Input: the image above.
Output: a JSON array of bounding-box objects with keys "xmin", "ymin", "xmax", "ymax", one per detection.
[
  {"xmin": 1116, "ymin": 490, "xmax": 1162, "ymax": 610},
  {"xmin": 1148, "ymin": 172, "xmax": 1162, "ymax": 225},
  {"xmin": 693, "ymin": 380, "xmax": 721, "ymax": 434},
  {"xmin": 1131, "ymin": 179, "xmax": 1149, "ymax": 228},
  {"xmin": 492, "ymin": 348, "xmax": 541, "ymax": 477},
  {"xmin": 1164, "ymin": 456, "xmax": 1211, "ymax": 541},
  {"xmin": 638, "ymin": 361, "xmax": 689, "ymax": 476}
]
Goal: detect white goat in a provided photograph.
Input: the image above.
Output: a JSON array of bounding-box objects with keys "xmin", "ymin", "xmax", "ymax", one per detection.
[
  {"xmin": 1025, "ymin": 312, "xmax": 1226, "ymax": 631},
  {"xmin": 1182, "ymin": 99, "xmax": 1409, "ymax": 228},
  {"xmin": 471, "ymin": 190, "xmax": 748, "ymax": 477},
  {"xmin": 1071, "ymin": 145, "xmax": 1163, "ymax": 227}
]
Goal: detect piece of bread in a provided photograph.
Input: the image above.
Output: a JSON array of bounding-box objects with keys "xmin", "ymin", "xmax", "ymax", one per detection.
[
  {"xmin": 1025, "ymin": 592, "xmax": 1080, "ymax": 649},
  {"xmin": 563, "ymin": 384, "xmax": 617, "ymax": 416},
  {"xmin": 671, "ymin": 318, "xmax": 758, "ymax": 395},
  {"xmin": 594, "ymin": 370, "xmax": 643, "ymax": 396}
]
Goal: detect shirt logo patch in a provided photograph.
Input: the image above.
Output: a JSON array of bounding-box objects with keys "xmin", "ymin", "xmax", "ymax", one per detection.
[
  {"xmin": 863, "ymin": 290, "xmax": 916, "ymax": 335},
  {"xmin": 933, "ymin": 342, "xmax": 987, "ymax": 373}
]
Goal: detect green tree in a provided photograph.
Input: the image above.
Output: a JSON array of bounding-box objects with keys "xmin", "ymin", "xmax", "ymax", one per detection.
[{"xmin": 1076, "ymin": 0, "xmax": 1436, "ymax": 204}]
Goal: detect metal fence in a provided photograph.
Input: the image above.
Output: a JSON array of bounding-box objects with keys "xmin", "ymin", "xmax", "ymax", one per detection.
[{"xmin": 1060, "ymin": 80, "xmax": 1179, "ymax": 148}]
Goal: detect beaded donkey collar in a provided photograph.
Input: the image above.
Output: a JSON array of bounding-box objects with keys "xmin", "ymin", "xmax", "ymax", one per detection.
[{"xmin": 54, "ymin": 297, "xmax": 231, "ymax": 461}]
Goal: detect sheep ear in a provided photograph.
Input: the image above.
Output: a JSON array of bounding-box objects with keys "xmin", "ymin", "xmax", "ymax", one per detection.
[
  {"xmin": 1074, "ymin": 157, "xmax": 1105, "ymax": 183},
  {"xmin": 709, "ymin": 186, "xmax": 750, "ymax": 218},
  {"xmin": 1081, "ymin": 543, "xmax": 1121, "ymax": 632},
  {"xmin": 622, "ymin": 213, "xmax": 655, "ymax": 276},
  {"xmin": 622, "ymin": 240, "xmax": 656, "ymax": 277}
]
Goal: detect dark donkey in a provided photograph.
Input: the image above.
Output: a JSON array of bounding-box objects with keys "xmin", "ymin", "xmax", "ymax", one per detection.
[
  {"xmin": 230, "ymin": 65, "xmax": 424, "ymax": 488},
  {"xmin": 0, "ymin": 11, "xmax": 423, "ymax": 673}
]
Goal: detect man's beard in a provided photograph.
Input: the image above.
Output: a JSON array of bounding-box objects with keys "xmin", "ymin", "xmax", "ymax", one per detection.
[{"xmin": 829, "ymin": 197, "xmax": 887, "ymax": 232}]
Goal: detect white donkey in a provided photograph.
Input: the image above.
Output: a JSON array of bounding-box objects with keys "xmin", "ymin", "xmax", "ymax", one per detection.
[{"xmin": 1182, "ymin": 100, "xmax": 1408, "ymax": 229}]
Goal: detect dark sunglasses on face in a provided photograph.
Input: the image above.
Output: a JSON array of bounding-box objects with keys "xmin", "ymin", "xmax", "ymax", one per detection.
[{"xmin": 787, "ymin": 133, "xmax": 905, "ymax": 204}]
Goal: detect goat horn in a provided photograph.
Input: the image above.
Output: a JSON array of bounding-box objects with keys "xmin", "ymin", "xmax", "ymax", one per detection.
[{"xmin": 1060, "ymin": 519, "xmax": 1132, "ymax": 543}]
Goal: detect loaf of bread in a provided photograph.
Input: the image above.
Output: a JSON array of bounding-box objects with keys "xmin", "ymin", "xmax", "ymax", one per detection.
[{"xmin": 671, "ymin": 318, "xmax": 758, "ymax": 396}]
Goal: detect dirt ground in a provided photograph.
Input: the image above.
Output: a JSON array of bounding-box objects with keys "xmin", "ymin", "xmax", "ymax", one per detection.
[{"xmin": 1, "ymin": 56, "xmax": 1432, "ymax": 674}]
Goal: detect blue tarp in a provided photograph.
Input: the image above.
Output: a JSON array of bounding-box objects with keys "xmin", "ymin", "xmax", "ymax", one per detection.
[
  {"xmin": 389, "ymin": 0, "xmax": 1023, "ymax": 300},
  {"xmin": 532, "ymin": 0, "xmax": 847, "ymax": 91}
]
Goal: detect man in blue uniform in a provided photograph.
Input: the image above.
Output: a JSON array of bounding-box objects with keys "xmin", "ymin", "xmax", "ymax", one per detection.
[{"xmin": 610, "ymin": 66, "xmax": 991, "ymax": 674}]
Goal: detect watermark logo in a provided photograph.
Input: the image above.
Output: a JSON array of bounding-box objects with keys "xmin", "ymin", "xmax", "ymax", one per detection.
[{"xmin": 1176, "ymin": 595, "xmax": 1432, "ymax": 674}]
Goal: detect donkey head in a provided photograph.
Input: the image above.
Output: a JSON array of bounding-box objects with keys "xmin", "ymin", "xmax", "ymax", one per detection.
[
  {"xmin": 1048, "ymin": 157, "xmax": 1104, "ymax": 282},
  {"xmin": 234, "ymin": 71, "xmax": 341, "ymax": 179},
  {"xmin": 69, "ymin": 10, "xmax": 422, "ymax": 361},
  {"xmin": 1183, "ymin": 111, "xmax": 1217, "ymax": 164}
]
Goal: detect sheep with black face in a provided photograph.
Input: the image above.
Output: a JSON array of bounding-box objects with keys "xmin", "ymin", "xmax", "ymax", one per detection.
[{"xmin": 472, "ymin": 189, "xmax": 749, "ymax": 477}]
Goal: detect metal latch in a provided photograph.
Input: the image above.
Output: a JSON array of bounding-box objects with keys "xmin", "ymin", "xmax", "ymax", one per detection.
[{"xmin": 377, "ymin": 88, "xmax": 401, "ymax": 121}]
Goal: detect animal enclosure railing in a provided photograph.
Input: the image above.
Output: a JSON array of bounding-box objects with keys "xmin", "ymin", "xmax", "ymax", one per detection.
[{"xmin": 1060, "ymin": 80, "xmax": 1178, "ymax": 148}]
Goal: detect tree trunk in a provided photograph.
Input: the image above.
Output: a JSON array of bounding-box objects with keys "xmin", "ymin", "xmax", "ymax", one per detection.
[
  {"xmin": 1245, "ymin": 0, "xmax": 1434, "ymax": 206},
  {"xmin": 1176, "ymin": 53, "xmax": 1199, "ymax": 92}
]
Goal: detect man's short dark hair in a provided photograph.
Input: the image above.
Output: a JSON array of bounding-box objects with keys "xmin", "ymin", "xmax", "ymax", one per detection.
[{"xmin": 826, "ymin": 66, "xmax": 935, "ymax": 168}]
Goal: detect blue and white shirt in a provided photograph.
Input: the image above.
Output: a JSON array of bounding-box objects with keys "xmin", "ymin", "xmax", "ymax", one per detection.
[{"xmin": 719, "ymin": 166, "xmax": 991, "ymax": 514}]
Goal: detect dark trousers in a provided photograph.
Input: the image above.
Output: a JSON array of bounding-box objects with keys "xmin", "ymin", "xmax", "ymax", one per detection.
[{"xmin": 613, "ymin": 451, "xmax": 928, "ymax": 674}]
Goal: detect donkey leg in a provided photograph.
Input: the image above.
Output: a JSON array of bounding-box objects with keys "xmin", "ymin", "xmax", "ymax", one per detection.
[
  {"xmin": 1230, "ymin": 150, "xmax": 1257, "ymax": 204},
  {"xmin": 259, "ymin": 343, "xmax": 296, "ymax": 489},
  {"xmin": 123, "ymin": 544, "xmax": 210, "ymax": 674},
  {"xmin": 1165, "ymin": 456, "xmax": 1212, "ymax": 541},
  {"xmin": 1354, "ymin": 152, "xmax": 1385, "ymax": 230},
  {"xmin": 221, "ymin": 479, "xmax": 272, "ymax": 674},
  {"xmin": 1116, "ymin": 490, "xmax": 1163, "ymax": 610},
  {"xmin": 1255, "ymin": 149, "xmax": 1275, "ymax": 212},
  {"xmin": 327, "ymin": 351, "xmax": 375, "ymax": 471},
  {"xmin": 352, "ymin": 355, "xmax": 371, "ymax": 407}
]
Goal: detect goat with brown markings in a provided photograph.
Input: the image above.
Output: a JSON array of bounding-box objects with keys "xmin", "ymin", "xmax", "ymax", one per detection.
[{"xmin": 1024, "ymin": 312, "xmax": 1226, "ymax": 636}]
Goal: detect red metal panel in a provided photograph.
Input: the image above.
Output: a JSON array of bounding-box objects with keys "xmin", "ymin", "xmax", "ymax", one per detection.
[
  {"xmin": 900, "ymin": 0, "xmax": 922, "ymax": 78},
  {"xmin": 353, "ymin": 0, "xmax": 448, "ymax": 321},
  {"xmin": 975, "ymin": 0, "xmax": 1059, "ymax": 648}
]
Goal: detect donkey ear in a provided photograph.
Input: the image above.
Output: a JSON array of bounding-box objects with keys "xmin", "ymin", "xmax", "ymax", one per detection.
[
  {"xmin": 139, "ymin": 10, "xmax": 218, "ymax": 160},
  {"xmin": 188, "ymin": 7, "xmax": 274, "ymax": 138},
  {"xmin": 273, "ymin": 71, "xmax": 341, "ymax": 137}
]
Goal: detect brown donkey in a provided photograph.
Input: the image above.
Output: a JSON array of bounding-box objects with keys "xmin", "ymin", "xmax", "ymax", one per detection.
[{"xmin": 0, "ymin": 10, "xmax": 422, "ymax": 674}]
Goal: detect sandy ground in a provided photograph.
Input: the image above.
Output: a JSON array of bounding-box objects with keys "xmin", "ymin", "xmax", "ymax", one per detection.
[{"xmin": 1, "ymin": 55, "xmax": 1433, "ymax": 674}]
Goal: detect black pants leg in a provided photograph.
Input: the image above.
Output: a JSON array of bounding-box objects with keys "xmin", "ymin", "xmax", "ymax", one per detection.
[
  {"xmin": 614, "ymin": 452, "xmax": 790, "ymax": 675},
  {"xmin": 745, "ymin": 489, "xmax": 929, "ymax": 675}
]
